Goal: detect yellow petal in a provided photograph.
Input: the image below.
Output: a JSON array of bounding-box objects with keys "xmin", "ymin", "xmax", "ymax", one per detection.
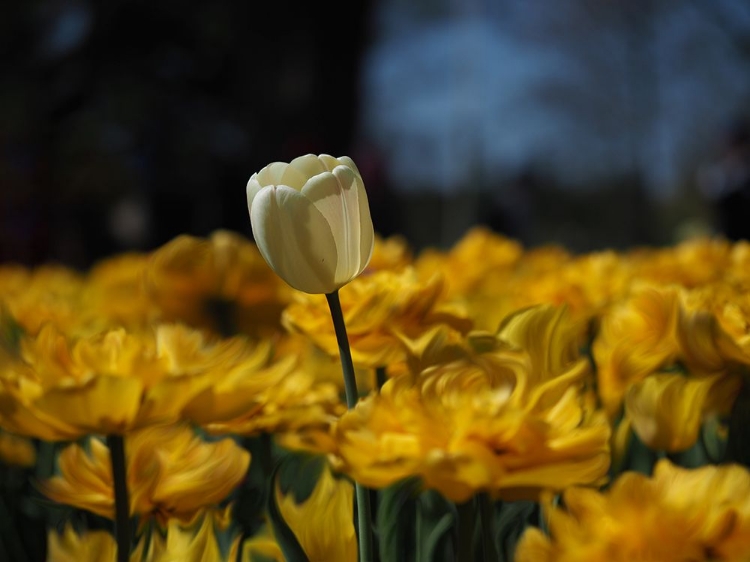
[
  {"xmin": 276, "ymin": 466, "xmax": 357, "ymax": 562},
  {"xmin": 34, "ymin": 375, "xmax": 144, "ymax": 435},
  {"xmin": 625, "ymin": 373, "xmax": 719, "ymax": 452}
]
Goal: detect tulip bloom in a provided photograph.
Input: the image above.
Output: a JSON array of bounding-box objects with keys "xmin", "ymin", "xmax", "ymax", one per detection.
[{"xmin": 246, "ymin": 154, "xmax": 374, "ymax": 294}]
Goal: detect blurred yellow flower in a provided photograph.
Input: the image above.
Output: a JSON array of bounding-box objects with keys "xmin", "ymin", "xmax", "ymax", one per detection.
[
  {"xmin": 594, "ymin": 282, "xmax": 746, "ymax": 451},
  {"xmin": 414, "ymin": 226, "xmax": 523, "ymax": 330},
  {"xmin": 41, "ymin": 424, "xmax": 249, "ymax": 525},
  {"xmin": 144, "ymin": 508, "xmax": 240, "ymax": 562},
  {"xmin": 0, "ymin": 264, "xmax": 85, "ymax": 336},
  {"xmin": 47, "ymin": 524, "xmax": 124, "ymax": 562},
  {"xmin": 282, "ymin": 267, "xmax": 472, "ymax": 370},
  {"xmin": 505, "ymin": 251, "xmax": 631, "ymax": 327},
  {"xmin": 682, "ymin": 282, "xmax": 750, "ymax": 356},
  {"xmin": 196, "ymin": 348, "xmax": 345, "ymax": 438},
  {"xmin": 592, "ymin": 284, "xmax": 681, "ymax": 417},
  {"xmin": 144, "ymin": 230, "xmax": 291, "ymax": 337},
  {"xmin": 246, "ymin": 154, "xmax": 374, "ymax": 295},
  {"xmin": 0, "ymin": 429, "xmax": 36, "ymax": 467},
  {"xmin": 47, "ymin": 509, "xmax": 237, "ymax": 562},
  {"xmin": 314, "ymin": 305, "xmax": 609, "ymax": 502},
  {"xmin": 515, "ymin": 460, "xmax": 750, "ymax": 562},
  {"xmin": 276, "ymin": 465, "xmax": 357, "ymax": 562},
  {"xmin": 627, "ymin": 236, "xmax": 733, "ymax": 289},
  {"xmin": 78, "ymin": 252, "xmax": 157, "ymax": 333},
  {"xmin": 366, "ymin": 233, "xmax": 413, "ymax": 273},
  {"xmin": 624, "ymin": 372, "xmax": 741, "ymax": 452},
  {"xmin": 0, "ymin": 323, "xmax": 268, "ymax": 440}
]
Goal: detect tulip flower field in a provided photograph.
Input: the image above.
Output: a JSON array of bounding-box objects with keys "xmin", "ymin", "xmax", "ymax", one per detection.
[{"xmin": 0, "ymin": 154, "xmax": 749, "ymax": 561}]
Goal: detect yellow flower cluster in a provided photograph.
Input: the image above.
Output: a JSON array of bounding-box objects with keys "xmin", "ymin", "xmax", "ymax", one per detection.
[
  {"xmin": 1, "ymin": 175, "xmax": 749, "ymax": 561},
  {"xmin": 299, "ymin": 305, "xmax": 610, "ymax": 503},
  {"xmin": 516, "ymin": 459, "xmax": 750, "ymax": 562}
]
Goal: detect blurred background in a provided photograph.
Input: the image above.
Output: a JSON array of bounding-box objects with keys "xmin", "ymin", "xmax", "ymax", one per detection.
[{"xmin": 2, "ymin": 0, "xmax": 750, "ymax": 268}]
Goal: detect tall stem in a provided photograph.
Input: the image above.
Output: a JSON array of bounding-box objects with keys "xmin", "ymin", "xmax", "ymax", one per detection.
[
  {"xmin": 478, "ymin": 494, "xmax": 497, "ymax": 561},
  {"xmin": 106, "ymin": 435, "xmax": 131, "ymax": 562},
  {"xmin": 326, "ymin": 290, "xmax": 374, "ymax": 562},
  {"xmin": 456, "ymin": 499, "xmax": 475, "ymax": 562}
]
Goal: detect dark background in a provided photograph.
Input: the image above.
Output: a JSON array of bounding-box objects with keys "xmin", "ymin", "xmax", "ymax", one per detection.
[
  {"xmin": 0, "ymin": 0, "xmax": 376, "ymax": 268},
  {"xmin": 2, "ymin": 0, "xmax": 750, "ymax": 269}
]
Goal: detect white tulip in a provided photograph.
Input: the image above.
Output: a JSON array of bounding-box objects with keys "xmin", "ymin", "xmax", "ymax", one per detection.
[{"xmin": 246, "ymin": 154, "xmax": 374, "ymax": 294}]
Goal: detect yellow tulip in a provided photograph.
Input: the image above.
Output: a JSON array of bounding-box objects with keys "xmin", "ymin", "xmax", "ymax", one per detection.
[
  {"xmin": 297, "ymin": 305, "xmax": 610, "ymax": 502},
  {"xmin": 514, "ymin": 459, "xmax": 750, "ymax": 562},
  {"xmin": 246, "ymin": 154, "xmax": 374, "ymax": 294},
  {"xmin": 48, "ymin": 509, "xmax": 237, "ymax": 562},
  {"xmin": 40, "ymin": 424, "xmax": 250, "ymax": 525},
  {"xmin": 624, "ymin": 372, "xmax": 740, "ymax": 452},
  {"xmin": 47, "ymin": 524, "xmax": 123, "ymax": 562},
  {"xmin": 592, "ymin": 284, "xmax": 681, "ymax": 417},
  {"xmin": 282, "ymin": 267, "xmax": 472, "ymax": 370},
  {"xmin": 145, "ymin": 230, "xmax": 292, "ymax": 337},
  {"xmin": 276, "ymin": 465, "xmax": 358, "ymax": 562}
]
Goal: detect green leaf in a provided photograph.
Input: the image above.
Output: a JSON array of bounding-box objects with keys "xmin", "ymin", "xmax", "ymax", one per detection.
[
  {"xmin": 267, "ymin": 462, "xmax": 309, "ymax": 562},
  {"xmin": 418, "ymin": 491, "xmax": 456, "ymax": 562},
  {"xmin": 701, "ymin": 415, "xmax": 728, "ymax": 463},
  {"xmin": 377, "ymin": 477, "xmax": 421, "ymax": 562},
  {"xmin": 494, "ymin": 500, "xmax": 540, "ymax": 562}
]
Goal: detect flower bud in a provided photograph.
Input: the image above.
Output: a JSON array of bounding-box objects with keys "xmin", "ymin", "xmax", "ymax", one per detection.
[{"xmin": 246, "ymin": 154, "xmax": 374, "ymax": 294}]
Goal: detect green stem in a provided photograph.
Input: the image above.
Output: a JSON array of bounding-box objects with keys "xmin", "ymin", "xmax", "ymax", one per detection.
[
  {"xmin": 478, "ymin": 494, "xmax": 497, "ymax": 561},
  {"xmin": 325, "ymin": 291, "xmax": 359, "ymax": 409},
  {"xmin": 106, "ymin": 435, "xmax": 131, "ymax": 562},
  {"xmin": 325, "ymin": 290, "xmax": 374, "ymax": 562},
  {"xmin": 375, "ymin": 366, "xmax": 388, "ymax": 391},
  {"xmin": 456, "ymin": 499, "xmax": 475, "ymax": 562}
]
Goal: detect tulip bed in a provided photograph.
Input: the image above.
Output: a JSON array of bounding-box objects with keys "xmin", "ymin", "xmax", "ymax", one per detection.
[{"xmin": 1, "ymin": 158, "xmax": 749, "ymax": 562}]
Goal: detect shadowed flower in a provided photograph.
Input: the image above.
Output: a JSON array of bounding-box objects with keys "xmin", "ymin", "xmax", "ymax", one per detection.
[
  {"xmin": 307, "ymin": 305, "xmax": 610, "ymax": 502},
  {"xmin": 77, "ymin": 252, "xmax": 157, "ymax": 333},
  {"xmin": 41, "ymin": 424, "xmax": 250, "ymax": 525},
  {"xmin": 0, "ymin": 265, "xmax": 85, "ymax": 336},
  {"xmin": 144, "ymin": 230, "xmax": 291, "ymax": 337},
  {"xmin": 0, "ymin": 430, "xmax": 36, "ymax": 467},
  {"xmin": 515, "ymin": 459, "xmax": 750, "ymax": 562}
]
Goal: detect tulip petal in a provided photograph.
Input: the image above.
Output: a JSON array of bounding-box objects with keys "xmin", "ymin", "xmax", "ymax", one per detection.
[
  {"xmin": 290, "ymin": 154, "xmax": 328, "ymax": 177},
  {"xmin": 302, "ymin": 167, "xmax": 373, "ymax": 284},
  {"xmin": 255, "ymin": 162, "xmax": 309, "ymax": 190},
  {"xmin": 34, "ymin": 375, "xmax": 144, "ymax": 435},
  {"xmin": 625, "ymin": 373, "xmax": 718, "ymax": 452},
  {"xmin": 251, "ymin": 186, "xmax": 339, "ymax": 294},
  {"xmin": 246, "ymin": 175, "xmax": 265, "ymax": 214},
  {"xmin": 336, "ymin": 155, "xmax": 361, "ymax": 176}
]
